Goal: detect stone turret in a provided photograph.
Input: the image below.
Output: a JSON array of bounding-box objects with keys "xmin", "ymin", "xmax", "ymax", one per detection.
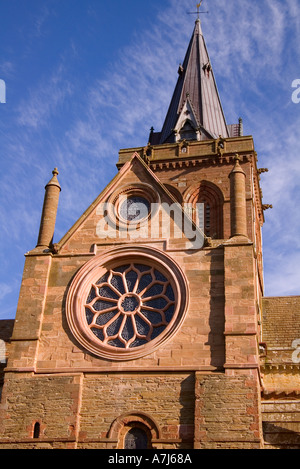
[
  {"xmin": 229, "ymin": 154, "xmax": 247, "ymax": 239},
  {"xmin": 36, "ymin": 168, "xmax": 61, "ymax": 249}
]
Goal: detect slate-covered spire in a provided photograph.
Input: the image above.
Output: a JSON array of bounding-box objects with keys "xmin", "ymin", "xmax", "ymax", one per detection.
[{"xmin": 149, "ymin": 19, "xmax": 239, "ymax": 145}]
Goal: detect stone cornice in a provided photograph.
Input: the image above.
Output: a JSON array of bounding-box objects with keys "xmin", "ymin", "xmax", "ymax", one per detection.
[
  {"xmin": 118, "ymin": 136, "xmax": 255, "ymax": 168},
  {"xmin": 148, "ymin": 153, "xmax": 253, "ymax": 172},
  {"xmin": 262, "ymin": 389, "xmax": 300, "ymax": 399},
  {"xmin": 261, "ymin": 363, "xmax": 300, "ymax": 373}
]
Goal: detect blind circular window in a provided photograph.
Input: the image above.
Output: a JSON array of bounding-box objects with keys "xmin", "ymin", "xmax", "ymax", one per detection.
[{"xmin": 66, "ymin": 246, "xmax": 189, "ymax": 361}]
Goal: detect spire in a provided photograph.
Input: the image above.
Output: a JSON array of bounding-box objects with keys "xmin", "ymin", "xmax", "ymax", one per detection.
[{"xmin": 150, "ymin": 18, "xmax": 233, "ymax": 145}]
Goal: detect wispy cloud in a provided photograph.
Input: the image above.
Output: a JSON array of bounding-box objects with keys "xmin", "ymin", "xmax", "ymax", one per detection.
[
  {"xmin": 0, "ymin": 61, "xmax": 15, "ymax": 78},
  {"xmin": 32, "ymin": 5, "xmax": 51, "ymax": 38},
  {"xmin": 0, "ymin": 283, "xmax": 13, "ymax": 302},
  {"xmin": 263, "ymin": 249, "xmax": 300, "ymax": 296},
  {"xmin": 70, "ymin": 0, "xmax": 300, "ymax": 297},
  {"xmin": 1, "ymin": 0, "xmax": 300, "ymax": 320},
  {"xmin": 17, "ymin": 64, "xmax": 73, "ymax": 129}
]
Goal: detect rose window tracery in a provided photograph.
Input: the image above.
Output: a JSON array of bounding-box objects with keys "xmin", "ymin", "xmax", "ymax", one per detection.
[
  {"xmin": 85, "ymin": 264, "xmax": 175, "ymax": 349},
  {"xmin": 66, "ymin": 246, "xmax": 189, "ymax": 360}
]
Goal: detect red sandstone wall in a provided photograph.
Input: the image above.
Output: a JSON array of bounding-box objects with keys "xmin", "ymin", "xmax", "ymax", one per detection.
[{"xmin": 0, "ymin": 138, "xmax": 266, "ymax": 449}]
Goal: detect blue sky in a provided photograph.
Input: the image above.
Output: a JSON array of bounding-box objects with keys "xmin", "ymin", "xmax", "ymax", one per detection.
[{"xmin": 0, "ymin": 0, "xmax": 300, "ymax": 319}]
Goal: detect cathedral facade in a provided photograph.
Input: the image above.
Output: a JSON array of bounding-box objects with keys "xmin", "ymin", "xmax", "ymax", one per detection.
[{"xmin": 0, "ymin": 19, "xmax": 299, "ymax": 450}]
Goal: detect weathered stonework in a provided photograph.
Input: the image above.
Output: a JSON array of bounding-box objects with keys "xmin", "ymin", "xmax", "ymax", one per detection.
[
  {"xmin": 0, "ymin": 18, "xmax": 298, "ymax": 450},
  {"xmin": 0, "ymin": 137, "xmax": 267, "ymax": 449},
  {"xmin": 194, "ymin": 372, "xmax": 262, "ymax": 449},
  {"xmin": 260, "ymin": 296, "xmax": 300, "ymax": 448}
]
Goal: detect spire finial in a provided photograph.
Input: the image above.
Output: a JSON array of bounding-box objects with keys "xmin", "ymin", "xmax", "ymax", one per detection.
[
  {"xmin": 45, "ymin": 167, "xmax": 61, "ymax": 190},
  {"xmin": 196, "ymin": 1, "xmax": 203, "ymax": 19},
  {"xmin": 187, "ymin": 1, "xmax": 208, "ymax": 20}
]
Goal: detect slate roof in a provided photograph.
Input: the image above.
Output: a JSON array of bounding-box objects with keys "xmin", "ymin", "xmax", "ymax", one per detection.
[{"xmin": 150, "ymin": 19, "xmax": 236, "ymax": 145}]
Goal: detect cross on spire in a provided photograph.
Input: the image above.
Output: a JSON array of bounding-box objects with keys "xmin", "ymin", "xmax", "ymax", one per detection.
[{"xmin": 149, "ymin": 8, "xmax": 230, "ymax": 145}]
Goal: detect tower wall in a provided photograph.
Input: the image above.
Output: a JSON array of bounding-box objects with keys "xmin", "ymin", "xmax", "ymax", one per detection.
[{"xmin": 0, "ymin": 137, "xmax": 265, "ymax": 449}]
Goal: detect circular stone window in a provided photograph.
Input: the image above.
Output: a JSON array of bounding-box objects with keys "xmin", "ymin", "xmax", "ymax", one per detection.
[
  {"xmin": 119, "ymin": 196, "xmax": 150, "ymax": 223},
  {"xmin": 106, "ymin": 183, "xmax": 160, "ymax": 231},
  {"xmin": 66, "ymin": 246, "xmax": 189, "ymax": 360},
  {"xmin": 85, "ymin": 263, "xmax": 175, "ymax": 349}
]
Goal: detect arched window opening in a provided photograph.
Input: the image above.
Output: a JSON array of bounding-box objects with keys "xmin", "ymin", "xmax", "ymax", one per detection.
[
  {"xmin": 186, "ymin": 182, "xmax": 224, "ymax": 239},
  {"xmin": 206, "ymin": 204, "xmax": 211, "ymax": 234},
  {"xmin": 109, "ymin": 412, "xmax": 160, "ymax": 449},
  {"xmin": 124, "ymin": 427, "xmax": 148, "ymax": 450},
  {"xmin": 197, "ymin": 200, "xmax": 211, "ymax": 236},
  {"xmin": 179, "ymin": 121, "xmax": 197, "ymax": 141},
  {"xmin": 33, "ymin": 421, "xmax": 41, "ymax": 439}
]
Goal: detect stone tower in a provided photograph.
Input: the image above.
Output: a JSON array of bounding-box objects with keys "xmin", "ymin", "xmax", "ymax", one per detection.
[{"xmin": 0, "ymin": 18, "xmax": 271, "ymax": 449}]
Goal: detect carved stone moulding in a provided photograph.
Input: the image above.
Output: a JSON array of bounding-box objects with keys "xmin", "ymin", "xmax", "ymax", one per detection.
[
  {"xmin": 105, "ymin": 183, "xmax": 161, "ymax": 232},
  {"xmin": 66, "ymin": 246, "xmax": 189, "ymax": 361}
]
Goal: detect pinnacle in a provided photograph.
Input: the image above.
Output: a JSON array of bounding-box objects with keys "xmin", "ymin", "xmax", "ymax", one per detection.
[{"xmin": 45, "ymin": 167, "xmax": 61, "ymax": 190}]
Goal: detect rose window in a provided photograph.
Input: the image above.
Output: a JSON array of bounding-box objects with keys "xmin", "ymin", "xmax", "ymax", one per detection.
[
  {"xmin": 85, "ymin": 264, "xmax": 175, "ymax": 349},
  {"xmin": 66, "ymin": 246, "xmax": 189, "ymax": 360}
]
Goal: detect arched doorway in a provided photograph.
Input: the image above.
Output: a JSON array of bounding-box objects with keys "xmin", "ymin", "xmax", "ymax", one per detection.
[
  {"xmin": 108, "ymin": 412, "xmax": 161, "ymax": 449},
  {"xmin": 124, "ymin": 427, "xmax": 149, "ymax": 450}
]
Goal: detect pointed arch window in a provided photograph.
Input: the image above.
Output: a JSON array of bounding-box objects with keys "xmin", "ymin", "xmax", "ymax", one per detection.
[
  {"xmin": 186, "ymin": 182, "xmax": 224, "ymax": 239},
  {"xmin": 197, "ymin": 201, "xmax": 211, "ymax": 237},
  {"xmin": 179, "ymin": 120, "xmax": 197, "ymax": 141}
]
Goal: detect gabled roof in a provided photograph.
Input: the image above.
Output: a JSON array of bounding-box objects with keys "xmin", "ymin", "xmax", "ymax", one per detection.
[
  {"xmin": 56, "ymin": 152, "xmax": 205, "ymax": 252},
  {"xmin": 150, "ymin": 19, "xmax": 231, "ymax": 145}
]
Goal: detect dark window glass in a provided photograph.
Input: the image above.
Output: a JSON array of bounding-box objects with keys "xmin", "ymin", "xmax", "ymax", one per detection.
[
  {"xmin": 33, "ymin": 422, "xmax": 40, "ymax": 439},
  {"xmin": 124, "ymin": 428, "xmax": 148, "ymax": 449},
  {"xmin": 85, "ymin": 264, "xmax": 175, "ymax": 349},
  {"xmin": 119, "ymin": 197, "xmax": 150, "ymax": 222}
]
